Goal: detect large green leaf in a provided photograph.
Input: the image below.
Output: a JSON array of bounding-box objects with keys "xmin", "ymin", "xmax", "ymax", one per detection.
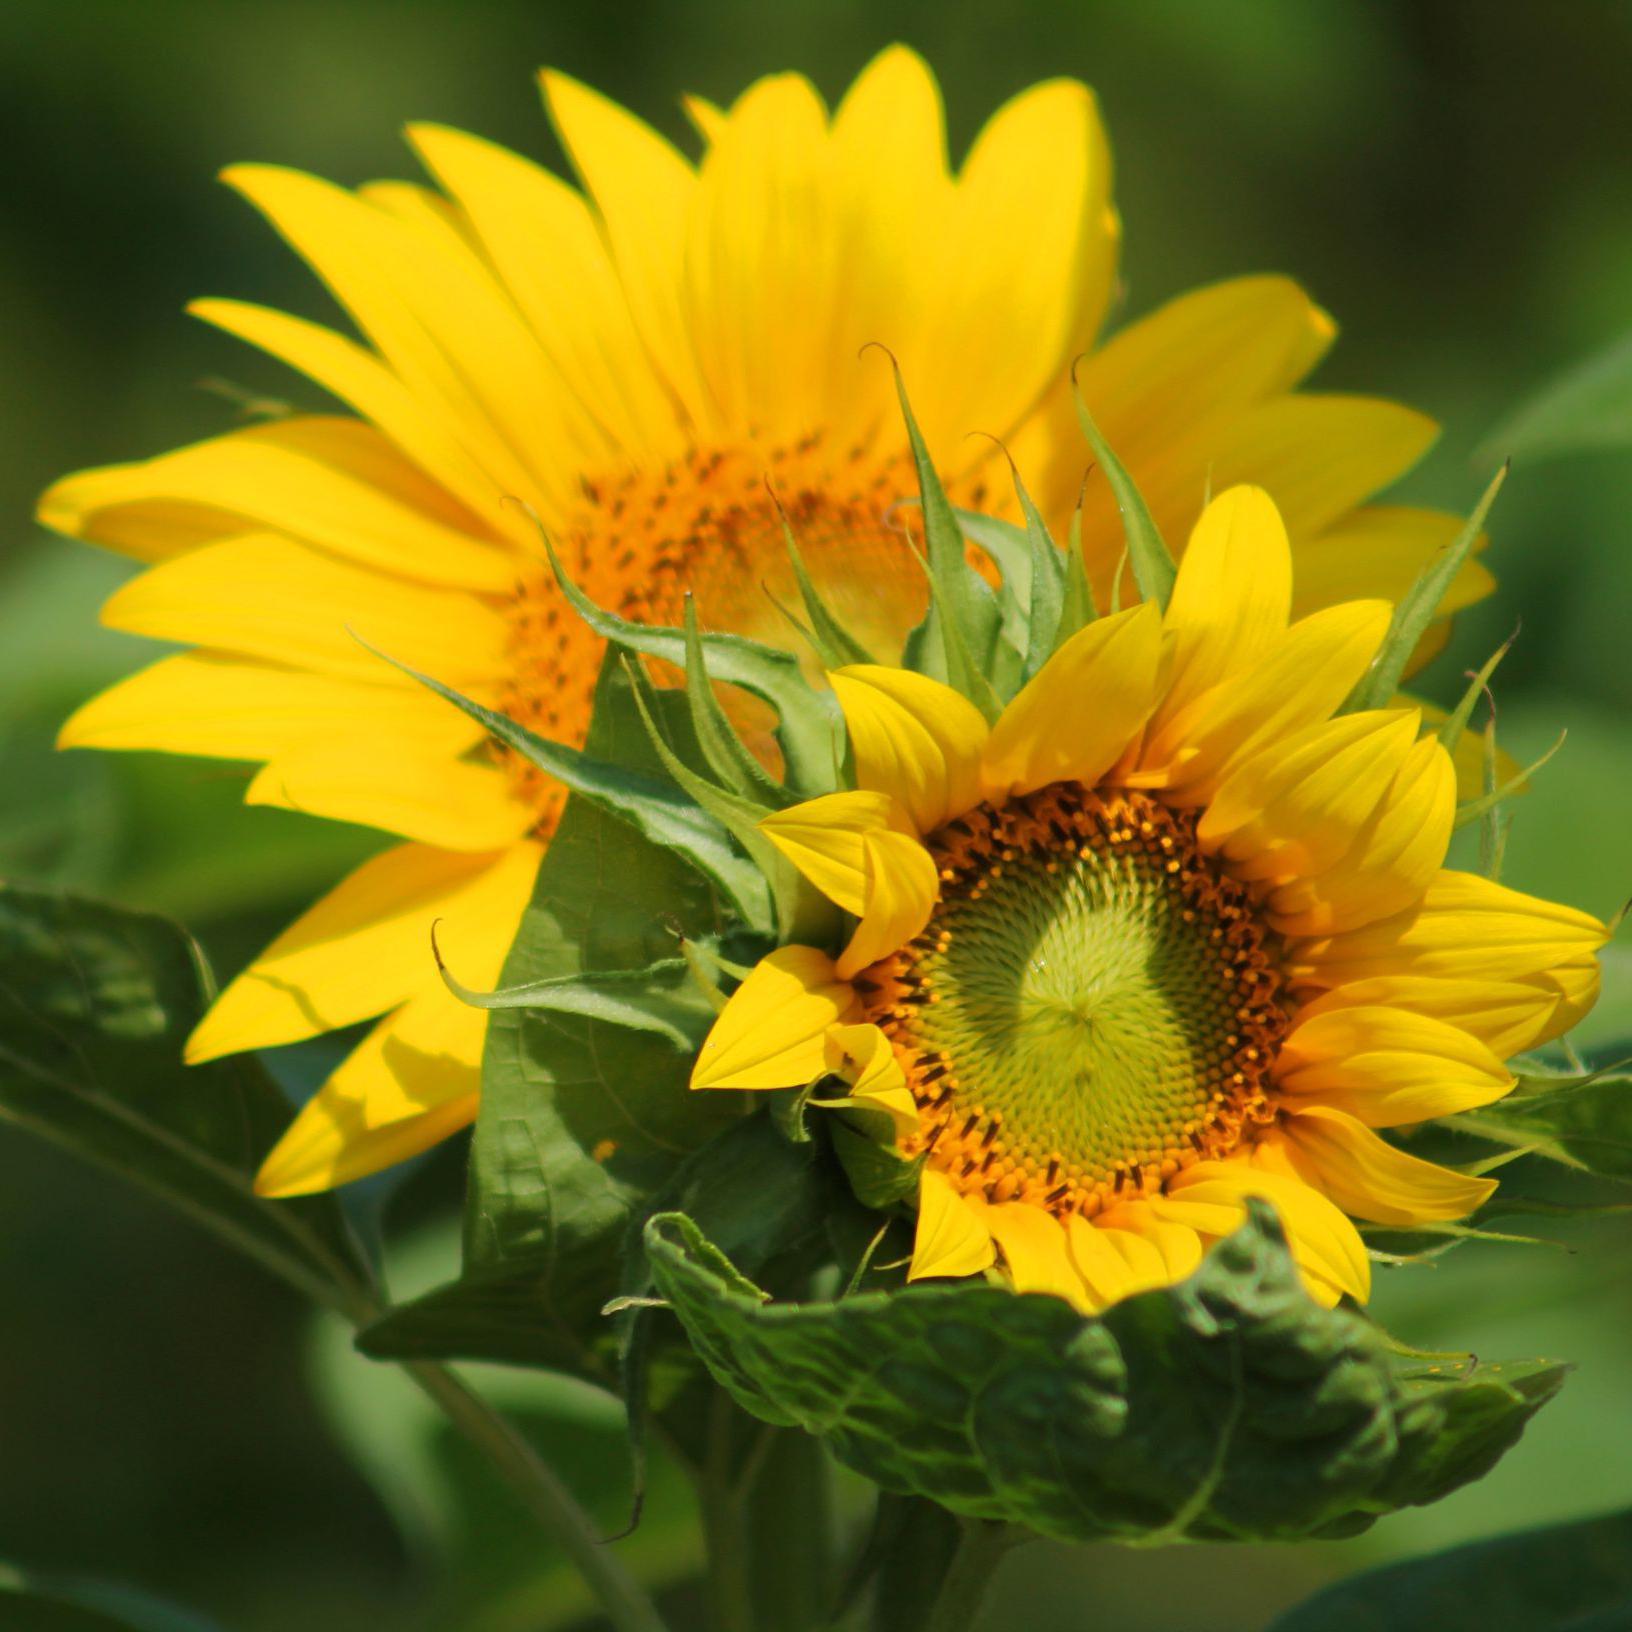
[
  {"xmin": 1268, "ymin": 1507, "xmax": 1632, "ymax": 1631},
  {"xmin": 1481, "ymin": 330, "xmax": 1632, "ymax": 465},
  {"xmin": 645, "ymin": 1202, "xmax": 1564, "ymax": 1544},
  {"xmin": 365, "ymin": 656, "xmax": 743, "ymax": 1375},
  {"xmin": 0, "ymin": 886, "xmax": 372, "ymax": 1314}
]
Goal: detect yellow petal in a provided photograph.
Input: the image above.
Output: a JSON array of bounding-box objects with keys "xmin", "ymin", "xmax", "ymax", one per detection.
[
  {"xmin": 1273, "ymin": 1107, "xmax": 1497, "ymax": 1226},
  {"xmin": 1141, "ymin": 599, "xmax": 1391, "ymax": 803},
  {"xmin": 1290, "ymin": 963, "xmax": 1601, "ymax": 1062},
  {"xmin": 836, "ymin": 828, "xmax": 941, "ymax": 980},
  {"xmin": 981, "ymin": 603, "xmax": 1162, "ymax": 800},
  {"xmin": 1164, "ymin": 1161, "xmax": 1371, "ymax": 1305},
  {"xmin": 689, "ymin": 946, "xmax": 858, "ymax": 1090},
  {"xmin": 1200, "ymin": 709, "xmax": 1418, "ymax": 883},
  {"xmin": 1098, "ymin": 1206, "xmax": 1205, "ymax": 1285},
  {"xmin": 1288, "ymin": 869, "xmax": 1610, "ymax": 988},
  {"xmin": 758, "ymin": 792, "xmax": 938, "ymax": 978},
  {"xmin": 1038, "ymin": 274, "xmax": 1335, "ymax": 557},
  {"xmin": 984, "ymin": 1201, "xmax": 1089, "ymax": 1305},
  {"xmin": 58, "ymin": 652, "xmax": 483, "ymax": 764},
  {"xmin": 759, "ymin": 790, "xmax": 905, "ymax": 916},
  {"xmin": 407, "ymin": 121, "xmax": 684, "ymax": 463},
  {"xmin": 43, "ymin": 419, "xmax": 517, "ymax": 593},
  {"xmin": 681, "ymin": 72, "xmax": 837, "ymax": 444},
  {"xmin": 912, "ymin": 77, "xmax": 1116, "ymax": 461},
  {"xmin": 1291, "ymin": 505, "xmax": 1493, "ymax": 624},
  {"xmin": 189, "ymin": 297, "xmax": 508, "ymax": 537},
  {"xmin": 830, "ymin": 665, "xmax": 988, "ymax": 836},
  {"xmin": 254, "ymin": 987, "xmax": 484, "ymax": 1196},
  {"xmin": 1275, "ymin": 1004, "xmax": 1513, "ymax": 1126},
  {"xmin": 1267, "ymin": 732, "xmax": 1456, "ymax": 936},
  {"xmin": 246, "ymin": 746, "xmax": 540, "ymax": 852},
  {"xmin": 1149, "ymin": 484, "xmax": 1292, "ymax": 737},
  {"xmin": 188, "ymin": 840, "xmax": 540, "ymax": 1061},
  {"xmin": 540, "ymin": 69, "xmax": 710, "ymax": 431},
  {"xmin": 1061, "ymin": 1213, "xmax": 1135, "ymax": 1310},
  {"xmin": 1202, "ymin": 394, "xmax": 1438, "ymax": 541},
  {"xmin": 829, "ymin": 47, "xmax": 951, "ymax": 444},
  {"xmin": 822, "ymin": 1023, "xmax": 918, "ymax": 1134},
  {"xmin": 909, "ymin": 1169, "xmax": 997, "ymax": 1281},
  {"xmin": 98, "ymin": 533, "xmax": 509, "ymax": 681}
]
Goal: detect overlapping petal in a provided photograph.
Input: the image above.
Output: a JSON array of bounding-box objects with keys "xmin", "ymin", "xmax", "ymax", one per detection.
[
  {"xmin": 981, "ymin": 603, "xmax": 1163, "ymax": 800},
  {"xmin": 689, "ymin": 946, "xmax": 859, "ymax": 1091}
]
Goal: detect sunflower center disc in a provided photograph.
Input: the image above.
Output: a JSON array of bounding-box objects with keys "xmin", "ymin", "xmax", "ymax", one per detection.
[{"xmin": 864, "ymin": 786, "xmax": 1287, "ymax": 1216}]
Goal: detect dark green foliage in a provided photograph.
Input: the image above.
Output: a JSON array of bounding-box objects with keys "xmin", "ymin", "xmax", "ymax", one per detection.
[
  {"xmin": 646, "ymin": 1202, "xmax": 1564, "ymax": 1544},
  {"xmin": 0, "ymin": 885, "xmax": 372, "ymax": 1314},
  {"xmin": 1269, "ymin": 1506, "xmax": 1632, "ymax": 1631}
]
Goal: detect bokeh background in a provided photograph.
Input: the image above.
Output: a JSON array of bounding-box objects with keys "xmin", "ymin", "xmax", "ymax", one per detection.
[{"xmin": 4, "ymin": 2, "xmax": 1632, "ymax": 1628}]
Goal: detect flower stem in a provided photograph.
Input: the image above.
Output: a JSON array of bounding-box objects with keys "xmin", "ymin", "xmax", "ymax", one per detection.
[
  {"xmin": 923, "ymin": 1519, "xmax": 1016, "ymax": 1632},
  {"xmin": 403, "ymin": 1359, "xmax": 670, "ymax": 1632},
  {"xmin": 700, "ymin": 1387, "xmax": 755, "ymax": 1632}
]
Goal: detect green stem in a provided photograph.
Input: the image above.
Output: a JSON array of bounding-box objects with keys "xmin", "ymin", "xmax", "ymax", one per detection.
[
  {"xmin": 700, "ymin": 1388, "xmax": 755, "ymax": 1632},
  {"xmin": 923, "ymin": 1520, "xmax": 1015, "ymax": 1632},
  {"xmin": 404, "ymin": 1360, "xmax": 670, "ymax": 1632},
  {"xmin": 747, "ymin": 1429, "xmax": 830, "ymax": 1632}
]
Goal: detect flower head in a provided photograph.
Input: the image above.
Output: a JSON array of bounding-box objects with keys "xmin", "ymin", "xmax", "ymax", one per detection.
[
  {"xmin": 691, "ymin": 485, "xmax": 1606, "ymax": 1310},
  {"xmin": 45, "ymin": 49, "xmax": 1485, "ymax": 1195}
]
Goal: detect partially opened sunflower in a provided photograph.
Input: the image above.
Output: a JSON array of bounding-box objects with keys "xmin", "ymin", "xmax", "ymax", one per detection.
[
  {"xmin": 44, "ymin": 47, "xmax": 1489, "ymax": 1196},
  {"xmin": 691, "ymin": 485, "xmax": 1605, "ymax": 1309}
]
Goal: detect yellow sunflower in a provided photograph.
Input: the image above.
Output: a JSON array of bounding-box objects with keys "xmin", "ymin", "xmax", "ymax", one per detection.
[
  {"xmin": 690, "ymin": 485, "xmax": 1605, "ymax": 1310},
  {"xmin": 44, "ymin": 47, "xmax": 1489, "ymax": 1197}
]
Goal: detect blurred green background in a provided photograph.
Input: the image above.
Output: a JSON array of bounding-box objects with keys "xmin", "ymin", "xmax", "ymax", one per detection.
[{"xmin": 3, "ymin": 1, "xmax": 1631, "ymax": 1628}]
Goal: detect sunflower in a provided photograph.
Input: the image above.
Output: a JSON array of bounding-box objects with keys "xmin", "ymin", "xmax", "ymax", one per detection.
[
  {"xmin": 44, "ymin": 47, "xmax": 1490, "ymax": 1197},
  {"xmin": 690, "ymin": 485, "xmax": 1605, "ymax": 1309}
]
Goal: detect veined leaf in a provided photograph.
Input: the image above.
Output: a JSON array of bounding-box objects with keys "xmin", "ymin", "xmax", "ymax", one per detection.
[
  {"xmin": 646, "ymin": 1201, "xmax": 1563, "ymax": 1543},
  {"xmin": 422, "ymin": 655, "xmax": 745, "ymax": 1373},
  {"xmin": 0, "ymin": 887, "xmax": 373, "ymax": 1314}
]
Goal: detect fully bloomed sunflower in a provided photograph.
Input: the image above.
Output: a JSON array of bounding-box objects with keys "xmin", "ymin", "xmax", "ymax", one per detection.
[
  {"xmin": 691, "ymin": 485, "xmax": 1606, "ymax": 1309},
  {"xmin": 45, "ymin": 48, "xmax": 1489, "ymax": 1197}
]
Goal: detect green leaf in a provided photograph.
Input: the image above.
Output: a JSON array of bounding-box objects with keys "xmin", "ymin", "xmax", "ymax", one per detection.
[
  {"xmin": 679, "ymin": 597, "xmax": 788, "ymax": 805},
  {"xmin": 395, "ymin": 655, "xmax": 744, "ymax": 1374},
  {"xmin": 1346, "ymin": 463, "xmax": 1507, "ymax": 713},
  {"xmin": 362, "ymin": 641, "xmax": 772, "ymax": 928},
  {"xmin": 1071, "ymin": 383, "xmax": 1176, "ymax": 609},
  {"xmin": 534, "ymin": 529, "xmax": 842, "ymax": 795},
  {"xmin": 645, "ymin": 1201, "xmax": 1564, "ymax": 1543},
  {"xmin": 775, "ymin": 510, "xmax": 877, "ymax": 670},
  {"xmin": 876, "ymin": 352, "xmax": 1004, "ymax": 717},
  {"xmin": 1452, "ymin": 1076, "xmax": 1632, "ymax": 1183},
  {"xmin": 1268, "ymin": 1507, "xmax": 1632, "ymax": 1632},
  {"xmin": 436, "ymin": 950, "xmax": 714, "ymax": 1050},
  {"xmin": 1480, "ymin": 329, "xmax": 1632, "ymax": 465},
  {"xmin": 0, "ymin": 886, "xmax": 373, "ymax": 1314},
  {"xmin": 621, "ymin": 657, "xmax": 816, "ymax": 940}
]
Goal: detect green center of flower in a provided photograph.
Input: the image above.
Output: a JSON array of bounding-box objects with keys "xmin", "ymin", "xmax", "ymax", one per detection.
[{"xmin": 861, "ymin": 786, "xmax": 1286, "ymax": 1216}]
